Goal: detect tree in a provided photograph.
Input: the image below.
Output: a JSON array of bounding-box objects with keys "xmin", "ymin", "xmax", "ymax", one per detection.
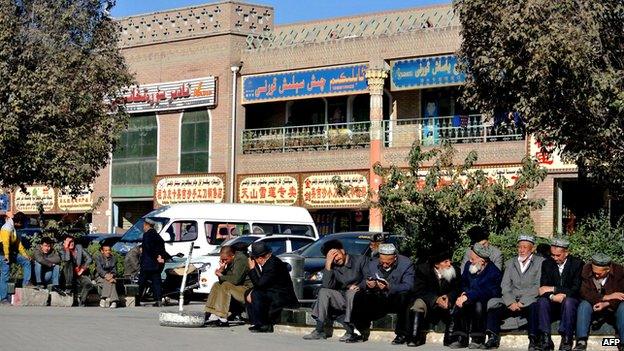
[
  {"xmin": 0, "ymin": 0, "xmax": 133, "ymax": 194},
  {"xmin": 454, "ymin": 0, "xmax": 624, "ymax": 193},
  {"xmin": 374, "ymin": 143, "xmax": 546, "ymax": 261}
]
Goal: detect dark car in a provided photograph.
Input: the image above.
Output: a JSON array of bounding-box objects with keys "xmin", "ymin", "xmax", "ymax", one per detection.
[{"xmin": 293, "ymin": 232, "xmax": 403, "ymax": 301}]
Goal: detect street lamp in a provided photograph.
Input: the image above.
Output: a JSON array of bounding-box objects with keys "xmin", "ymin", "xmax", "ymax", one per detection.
[{"xmin": 229, "ymin": 65, "xmax": 241, "ymax": 203}]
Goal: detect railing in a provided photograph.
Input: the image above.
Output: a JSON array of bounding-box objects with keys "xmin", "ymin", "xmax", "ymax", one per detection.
[
  {"xmin": 241, "ymin": 121, "xmax": 371, "ymax": 154},
  {"xmin": 241, "ymin": 114, "xmax": 525, "ymax": 154}
]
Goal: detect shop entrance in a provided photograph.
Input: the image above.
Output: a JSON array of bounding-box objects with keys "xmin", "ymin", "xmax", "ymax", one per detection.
[{"xmin": 112, "ymin": 200, "xmax": 154, "ymax": 233}]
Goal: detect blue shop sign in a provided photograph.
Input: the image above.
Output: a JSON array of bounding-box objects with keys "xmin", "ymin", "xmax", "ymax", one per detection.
[
  {"xmin": 390, "ymin": 55, "xmax": 465, "ymax": 91},
  {"xmin": 242, "ymin": 64, "xmax": 368, "ymax": 104}
]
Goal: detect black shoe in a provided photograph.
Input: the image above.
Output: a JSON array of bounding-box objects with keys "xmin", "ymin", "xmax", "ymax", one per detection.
[
  {"xmin": 449, "ymin": 336, "xmax": 469, "ymax": 349},
  {"xmin": 344, "ymin": 334, "xmax": 364, "ymax": 343},
  {"xmin": 250, "ymin": 324, "xmax": 274, "ymax": 333},
  {"xmin": 528, "ymin": 335, "xmax": 537, "ymax": 351},
  {"xmin": 208, "ymin": 320, "xmax": 230, "ymax": 328},
  {"xmin": 559, "ymin": 336, "xmax": 573, "ymax": 351},
  {"xmin": 248, "ymin": 325, "xmax": 260, "ymax": 331},
  {"xmin": 540, "ymin": 334, "xmax": 554, "ymax": 351},
  {"xmin": 407, "ymin": 337, "xmax": 425, "ymax": 347},
  {"xmin": 484, "ymin": 333, "xmax": 500, "ymax": 349},
  {"xmin": 572, "ymin": 339, "xmax": 587, "ymax": 351},
  {"xmin": 392, "ymin": 335, "xmax": 407, "ymax": 345}
]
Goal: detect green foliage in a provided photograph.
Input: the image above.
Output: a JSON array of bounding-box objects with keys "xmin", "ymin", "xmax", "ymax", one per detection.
[
  {"xmin": 454, "ymin": 0, "xmax": 624, "ymax": 194},
  {"xmin": 567, "ymin": 212, "xmax": 624, "ymax": 264},
  {"xmin": 375, "ymin": 143, "xmax": 546, "ymax": 261},
  {"xmin": 85, "ymin": 242, "xmax": 124, "ymax": 277},
  {"xmin": 0, "ymin": 0, "xmax": 133, "ymax": 193}
]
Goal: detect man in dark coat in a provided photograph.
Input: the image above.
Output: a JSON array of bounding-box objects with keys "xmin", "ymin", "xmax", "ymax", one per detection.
[
  {"xmin": 138, "ymin": 217, "xmax": 169, "ymax": 307},
  {"xmin": 348, "ymin": 243, "xmax": 415, "ymax": 344},
  {"xmin": 60, "ymin": 235, "xmax": 93, "ymax": 306},
  {"xmin": 449, "ymin": 242, "xmax": 503, "ymax": 349},
  {"xmin": 536, "ymin": 238, "xmax": 584, "ymax": 351},
  {"xmin": 411, "ymin": 250, "xmax": 461, "ymax": 347},
  {"xmin": 573, "ymin": 253, "xmax": 624, "ymax": 351},
  {"xmin": 245, "ymin": 241, "xmax": 298, "ymax": 333}
]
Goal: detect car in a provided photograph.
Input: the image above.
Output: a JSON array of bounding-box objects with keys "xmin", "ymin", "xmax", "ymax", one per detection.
[{"xmin": 290, "ymin": 232, "xmax": 403, "ymax": 302}]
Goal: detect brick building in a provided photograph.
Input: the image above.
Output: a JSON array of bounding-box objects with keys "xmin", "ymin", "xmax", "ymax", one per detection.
[{"xmin": 72, "ymin": 1, "xmax": 598, "ymax": 236}]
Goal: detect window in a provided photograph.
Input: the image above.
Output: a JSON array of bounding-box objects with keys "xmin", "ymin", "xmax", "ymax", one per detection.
[
  {"xmin": 120, "ymin": 217, "xmax": 169, "ymax": 242},
  {"xmin": 164, "ymin": 221, "xmax": 198, "ymax": 242},
  {"xmin": 204, "ymin": 222, "xmax": 250, "ymax": 245},
  {"xmin": 180, "ymin": 109, "xmax": 210, "ymax": 173},
  {"xmin": 291, "ymin": 238, "xmax": 315, "ymax": 251},
  {"xmin": 260, "ymin": 238, "xmax": 287, "ymax": 256},
  {"xmin": 112, "ymin": 114, "xmax": 157, "ymax": 187},
  {"xmin": 251, "ymin": 223, "xmax": 314, "ymax": 237}
]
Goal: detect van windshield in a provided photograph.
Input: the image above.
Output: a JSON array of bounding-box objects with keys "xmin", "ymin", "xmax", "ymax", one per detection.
[{"xmin": 121, "ymin": 217, "xmax": 169, "ymax": 242}]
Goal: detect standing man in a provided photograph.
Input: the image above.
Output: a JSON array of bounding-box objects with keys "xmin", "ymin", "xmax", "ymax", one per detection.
[
  {"xmin": 139, "ymin": 218, "xmax": 169, "ymax": 307},
  {"xmin": 368, "ymin": 233, "xmax": 388, "ymax": 258},
  {"xmin": 303, "ymin": 239, "xmax": 367, "ymax": 341},
  {"xmin": 348, "ymin": 243, "xmax": 415, "ymax": 344},
  {"xmin": 461, "ymin": 225, "xmax": 503, "ymax": 272},
  {"xmin": 204, "ymin": 245, "xmax": 252, "ymax": 326},
  {"xmin": 450, "ymin": 242, "xmax": 502, "ymax": 349},
  {"xmin": 246, "ymin": 241, "xmax": 299, "ymax": 333},
  {"xmin": 0, "ymin": 211, "xmax": 32, "ymax": 304},
  {"xmin": 33, "ymin": 237, "xmax": 61, "ymax": 288},
  {"xmin": 573, "ymin": 253, "xmax": 624, "ymax": 351},
  {"xmin": 411, "ymin": 251, "xmax": 462, "ymax": 347},
  {"xmin": 536, "ymin": 238, "xmax": 583, "ymax": 351},
  {"xmin": 60, "ymin": 235, "xmax": 93, "ymax": 307},
  {"xmin": 95, "ymin": 243, "xmax": 119, "ymax": 308},
  {"xmin": 485, "ymin": 235, "xmax": 545, "ymax": 350}
]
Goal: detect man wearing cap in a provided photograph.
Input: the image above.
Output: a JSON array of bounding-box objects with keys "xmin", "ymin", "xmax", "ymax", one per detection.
[
  {"xmin": 449, "ymin": 242, "xmax": 503, "ymax": 349},
  {"xmin": 411, "ymin": 250, "xmax": 462, "ymax": 347},
  {"xmin": 348, "ymin": 243, "xmax": 415, "ymax": 344},
  {"xmin": 245, "ymin": 241, "xmax": 299, "ymax": 333},
  {"xmin": 303, "ymin": 239, "xmax": 367, "ymax": 341},
  {"xmin": 138, "ymin": 217, "xmax": 169, "ymax": 307},
  {"xmin": 484, "ymin": 235, "xmax": 545, "ymax": 350},
  {"xmin": 368, "ymin": 233, "xmax": 388, "ymax": 258},
  {"xmin": 536, "ymin": 238, "xmax": 584, "ymax": 351},
  {"xmin": 573, "ymin": 253, "xmax": 624, "ymax": 351},
  {"xmin": 461, "ymin": 225, "xmax": 503, "ymax": 272}
]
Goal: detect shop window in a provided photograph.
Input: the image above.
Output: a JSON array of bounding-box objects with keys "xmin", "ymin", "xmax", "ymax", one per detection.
[
  {"xmin": 164, "ymin": 220, "xmax": 198, "ymax": 242},
  {"xmin": 112, "ymin": 114, "xmax": 157, "ymax": 187},
  {"xmin": 204, "ymin": 222, "xmax": 250, "ymax": 245},
  {"xmin": 288, "ymin": 98, "xmax": 325, "ymax": 126},
  {"xmin": 180, "ymin": 109, "xmax": 210, "ymax": 173},
  {"xmin": 327, "ymin": 96, "xmax": 348, "ymax": 124}
]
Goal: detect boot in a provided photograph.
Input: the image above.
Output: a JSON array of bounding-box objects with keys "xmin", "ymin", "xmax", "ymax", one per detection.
[
  {"xmin": 407, "ymin": 312, "xmax": 426, "ymax": 347},
  {"xmin": 484, "ymin": 332, "xmax": 500, "ymax": 349},
  {"xmin": 539, "ymin": 333, "xmax": 554, "ymax": 351},
  {"xmin": 528, "ymin": 335, "xmax": 537, "ymax": 351},
  {"xmin": 449, "ymin": 335, "xmax": 469, "ymax": 349},
  {"xmin": 469, "ymin": 336, "xmax": 486, "ymax": 349},
  {"xmin": 559, "ymin": 335, "xmax": 573, "ymax": 351},
  {"xmin": 571, "ymin": 339, "xmax": 587, "ymax": 351}
]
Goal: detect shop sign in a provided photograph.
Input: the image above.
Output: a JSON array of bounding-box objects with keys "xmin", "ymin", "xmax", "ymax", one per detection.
[
  {"xmin": 302, "ymin": 172, "xmax": 369, "ymax": 209},
  {"xmin": 390, "ymin": 55, "xmax": 465, "ymax": 91},
  {"xmin": 0, "ymin": 190, "xmax": 9, "ymax": 212},
  {"xmin": 238, "ymin": 175, "xmax": 299, "ymax": 205},
  {"xmin": 57, "ymin": 188, "xmax": 93, "ymax": 212},
  {"xmin": 154, "ymin": 174, "xmax": 225, "ymax": 207},
  {"xmin": 242, "ymin": 64, "xmax": 368, "ymax": 104},
  {"xmin": 122, "ymin": 76, "xmax": 217, "ymax": 113},
  {"xmin": 528, "ymin": 135, "xmax": 577, "ymax": 171},
  {"xmin": 414, "ymin": 167, "xmax": 522, "ymax": 189},
  {"xmin": 14, "ymin": 186, "xmax": 55, "ymax": 213}
]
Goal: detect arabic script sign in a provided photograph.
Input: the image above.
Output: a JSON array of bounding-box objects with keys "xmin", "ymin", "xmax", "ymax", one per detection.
[
  {"xmin": 14, "ymin": 186, "xmax": 56, "ymax": 213},
  {"xmin": 242, "ymin": 64, "xmax": 368, "ymax": 104},
  {"xmin": 238, "ymin": 175, "xmax": 299, "ymax": 205},
  {"xmin": 302, "ymin": 172, "xmax": 369, "ymax": 209},
  {"xmin": 390, "ymin": 55, "xmax": 465, "ymax": 91},
  {"xmin": 122, "ymin": 77, "xmax": 217, "ymax": 113},
  {"xmin": 58, "ymin": 188, "xmax": 93, "ymax": 212},
  {"xmin": 154, "ymin": 174, "xmax": 225, "ymax": 207}
]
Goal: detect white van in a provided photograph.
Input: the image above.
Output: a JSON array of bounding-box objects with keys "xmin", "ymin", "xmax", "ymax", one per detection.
[{"xmin": 113, "ymin": 203, "xmax": 318, "ymax": 259}]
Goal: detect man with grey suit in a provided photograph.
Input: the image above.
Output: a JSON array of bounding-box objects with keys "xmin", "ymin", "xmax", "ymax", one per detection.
[{"xmin": 484, "ymin": 235, "xmax": 545, "ymax": 350}]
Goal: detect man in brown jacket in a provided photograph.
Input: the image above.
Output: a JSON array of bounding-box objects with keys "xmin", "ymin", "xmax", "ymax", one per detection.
[{"xmin": 573, "ymin": 253, "xmax": 624, "ymax": 351}]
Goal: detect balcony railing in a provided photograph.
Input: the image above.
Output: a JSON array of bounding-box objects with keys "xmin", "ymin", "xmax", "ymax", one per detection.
[{"xmin": 241, "ymin": 114, "xmax": 525, "ymax": 154}]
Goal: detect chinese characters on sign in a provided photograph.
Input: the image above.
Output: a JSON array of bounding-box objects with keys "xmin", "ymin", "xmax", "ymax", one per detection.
[
  {"xmin": 14, "ymin": 186, "xmax": 56, "ymax": 213},
  {"xmin": 121, "ymin": 77, "xmax": 217, "ymax": 113},
  {"xmin": 390, "ymin": 55, "xmax": 465, "ymax": 91},
  {"xmin": 242, "ymin": 64, "xmax": 368, "ymax": 104},
  {"xmin": 302, "ymin": 173, "xmax": 369, "ymax": 208},
  {"xmin": 57, "ymin": 188, "xmax": 94, "ymax": 212},
  {"xmin": 238, "ymin": 175, "xmax": 299, "ymax": 205},
  {"xmin": 155, "ymin": 174, "xmax": 225, "ymax": 207},
  {"xmin": 528, "ymin": 135, "xmax": 577, "ymax": 171}
]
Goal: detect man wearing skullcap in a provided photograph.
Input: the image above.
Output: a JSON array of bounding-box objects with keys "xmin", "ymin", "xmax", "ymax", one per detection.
[
  {"xmin": 536, "ymin": 238, "xmax": 584, "ymax": 351},
  {"xmin": 138, "ymin": 217, "xmax": 170, "ymax": 307},
  {"xmin": 461, "ymin": 225, "xmax": 503, "ymax": 272},
  {"xmin": 573, "ymin": 253, "xmax": 624, "ymax": 351}
]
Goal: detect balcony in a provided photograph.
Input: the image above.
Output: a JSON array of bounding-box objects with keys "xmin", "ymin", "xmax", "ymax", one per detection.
[{"xmin": 241, "ymin": 114, "xmax": 525, "ymax": 154}]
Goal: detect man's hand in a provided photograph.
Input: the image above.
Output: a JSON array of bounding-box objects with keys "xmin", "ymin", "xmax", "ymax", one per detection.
[
  {"xmin": 436, "ymin": 295, "xmax": 449, "ymax": 309},
  {"xmin": 604, "ymin": 292, "xmax": 624, "ymax": 301},
  {"xmin": 366, "ymin": 279, "xmax": 376, "ymax": 289},
  {"xmin": 456, "ymin": 294, "xmax": 468, "ymax": 308},
  {"xmin": 593, "ymin": 301, "xmax": 609, "ymax": 312},
  {"xmin": 539, "ymin": 286, "xmax": 554, "ymax": 296},
  {"xmin": 324, "ymin": 249, "xmax": 338, "ymax": 270},
  {"xmin": 156, "ymin": 255, "xmax": 165, "ymax": 264},
  {"xmin": 76, "ymin": 267, "xmax": 85, "ymax": 276},
  {"xmin": 377, "ymin": 280, "xmax": 389, "ymax": 291},
  {"xmin": 248, "ymin": 258, "xmax": 256, "ymax": 270},
  {"xmin": 246, "ymin": 290, "xmax": 253, "ymax": 304},
  {"xmin": 508, "ymin": 302, "xmax": 521, "ymax": 312},
  {"xmin": 347, "ymin": 284, "xmax": 360, "ymax": 292},
  {"xmin": 552, "ymin": 293, "xmax": 566, "ymax": 303}
]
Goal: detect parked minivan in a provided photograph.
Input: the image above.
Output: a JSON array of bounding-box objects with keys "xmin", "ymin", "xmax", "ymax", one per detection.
[{"xmin": 112, "ymin": 203, "xmax": 319, "ymax": 259}]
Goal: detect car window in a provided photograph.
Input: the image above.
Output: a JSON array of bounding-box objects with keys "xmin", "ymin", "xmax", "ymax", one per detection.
[
  {"xmin": 204, "ymin": 222, "xmax": 250, "ymax": 246},
  {"xmin": 251, "ymin": 223, "xmax": 314, "ymax": 237},
  {"xmin": 164, "ymin": 221, "xmax": 198, "ymax": 242},
  {"xmin": 300, "ymin": 236, "xmax": 370, "ymax": 258},
  {"xmin": 291, "ymin": 238, "xmax": 315, "ymax": 251},
  {"xmin": 260, "ymin": 238, "xmax": 287, "ymax": 255}
]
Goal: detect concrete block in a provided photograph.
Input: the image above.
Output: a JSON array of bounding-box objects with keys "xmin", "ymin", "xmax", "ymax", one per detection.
[
  {"xmin": 50, "ymin": 292, "xmax": 74, "ymax": 307},
  {"xmin": 123, "ymin": 296, "xmax": 137, "ymax": 308},
  {"xmin": 12, "ymin": 288, "xmax": 49, "ymax": 307}
]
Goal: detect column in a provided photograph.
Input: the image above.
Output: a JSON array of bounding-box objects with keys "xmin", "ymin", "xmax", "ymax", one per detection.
[{"xmin": 366, "ymin": 68, "xmax": 387, "ymax": 232}]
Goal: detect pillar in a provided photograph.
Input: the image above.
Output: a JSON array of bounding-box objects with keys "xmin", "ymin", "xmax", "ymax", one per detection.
[{"xmin": 366, "ymin": 68, "xmax": 388, "ymax": 232}]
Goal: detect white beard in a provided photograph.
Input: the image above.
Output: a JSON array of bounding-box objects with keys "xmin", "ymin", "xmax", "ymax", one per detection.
[
  {"xmin": 468, "ymin": 263, "xmax": 482, "ymax": 275},
  {"xmin": 439, "ymin": 267, "xmax": 456, "ymax": 282}
]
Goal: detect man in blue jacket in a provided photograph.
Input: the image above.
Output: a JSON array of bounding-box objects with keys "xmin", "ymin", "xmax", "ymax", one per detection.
[
  {"xmin": 138, "ymin": 218, "xmax": 169, "ymax": 307},
  {"xmin": 449, "ymin": 242, "xmax": 503, "ymax": 349},
  {"xmin": 348, "ymin": 243, "xmax": 415, "ymax": 344}
]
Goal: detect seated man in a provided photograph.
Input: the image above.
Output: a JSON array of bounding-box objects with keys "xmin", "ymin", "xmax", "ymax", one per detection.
[
  {"xmin": 536, "ymin": 238, "xmax": 583, "ymax": 351},
  {"xmin": 33, "ymin": 237, "xmax": 61, "ymax": 289},
  {"xmin": 303, "ymin": 239, "xmax": 367, "ymax": 341},
  {"xmin": 205, "ymin": 245, "xmax": 252, "ymax": 326},
  {"xmin": 450, "ymin": 242, "xmax": 502, "ymax": 349},
  {"xmin": 485, "ymin": 235, "xmax": 545, "ymax": 350},
  {"xmin": 573, "ymin": 253, "xmax": 624, "ymax": 351},
  {"xmin": 411, "ymin": 250, "xmax": 461, "ymax": 347},
  {"xmin": 0, "ymin": 211, "xmax": 32, "ymax": 304},
  {"xmin": 245, "ymin": 242, "xmax": 299, "ymax": 333},
  {"xmin": 461, "ymin": 225, "xmax": 503, "ymax": 272},
  {"xmin": 349, "ymin": 243, "xmax": 415, "ymax": 344},
  {"xmin": 60, "ymin": 235, "xmax": 93, "ymax": 306},
  {"xmin": 95, "ymin": 243, "xmax": 119, "ymax": 308}
]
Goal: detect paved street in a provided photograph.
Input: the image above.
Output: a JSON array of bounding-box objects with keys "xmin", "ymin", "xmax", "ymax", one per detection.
[{"xmin": 0, "ymin": 303, "xmax": 523, "ymax": 351}]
